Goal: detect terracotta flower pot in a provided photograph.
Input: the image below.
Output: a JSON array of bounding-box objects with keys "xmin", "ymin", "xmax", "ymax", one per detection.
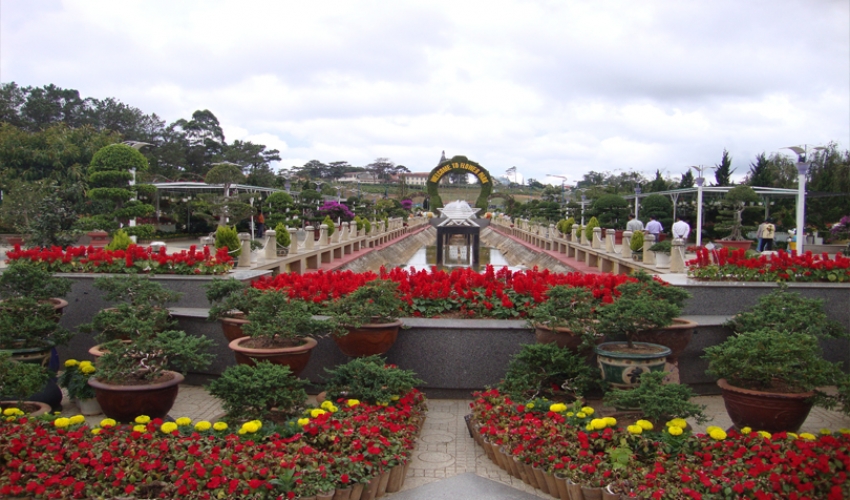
[
  {"xmin": 0, "ymin": 400, "xmax": 51, "ymax": 416},
  {"xmin": 718, "ymin": 239, "xmax": 753, "ymax": 252},
  {"xmin": 717, "ymin": 378, "xmax": 815, "ymax": 433},
  {"xmin": 595, "ymin": 341, "xmax": 671, "ymax": 389},
  {"xmin": 89, "ymin": 371, "xmax": 184, "ymax": 422},
  {"xmin": 630, "ymin": 318, "xmax": 698, "ymax": 361},
  {"xmin": 219, "ymin": 316, "xmax": 252, "ymax": 364},
  {"xmin": 534, "ymin": 323, "xmax": 605, "ymax": 354},
  {"xmin": 333, "ymin": 320, "xmax": 402, "ymax": 357},
  {"xmin": 228, "ymin": 336, "xmax": 318, "ymax": 376}
]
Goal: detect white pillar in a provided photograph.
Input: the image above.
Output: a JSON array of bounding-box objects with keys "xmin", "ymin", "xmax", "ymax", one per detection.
[
  {"xmin": 643, "ymin": 233, "xmax": 656, "ymax": 265},
  {"xmin": 237, "ymin": 233, "xmax": 251, "ymax": 268},
  {"xmin": 304, "ymin": 226, "xmax": 315, "ymax": 251},
  {"xmin": 695, "ymin": 177, "xmax": 704, "ymax": 247},
  {"xmin": 264, "ymin": 229, "xmax": 277, "ymax": 260},
  {"xmin": 622, "ymin": 231, "xmax": 633, "ymax": 258},
  {"xmin": 670, "ymin": 238, "xmax": 686, "ymax": 273},
  {"xmin": 605, "ymin": 229, "xmax": 615, "ymax": 253},
  {"xmin": 288, "ymin": 228, "xmax": 299, "ymax": 255},
  {"xmin": 796, "ymin": 162, "xmax": 809, "ymax": 254}
]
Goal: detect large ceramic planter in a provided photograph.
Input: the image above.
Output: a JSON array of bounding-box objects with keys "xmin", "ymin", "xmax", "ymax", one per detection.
[
  {"xmin": 89, "ymin": 371, "xmax": 184, "ymax": 422},
  {"xmin": 87, "ymin": 230, "xmax": 110, "ymax": 248},
  {"xmin": 718, "ymin": 239, "xmax": 753, "ymax": 252},
  {"xmin": 333, "ymin": 320, "xmax": 402, "ymax": 357},
  {"xmin": 228, "ymin": 336, "xmax": 318, "ymax": 376},
  {"xmin": 717, "ymin": 378, "xmax": 815, "ymax": 433},
  {"xmin": 219, "ymin": 316, "xmax": 252, "ymax": 364},
  {"xmin": 534, "ymin": 324, "xmax": 604, "ymax": 354},
  {"xmin": 595, "ymin": 342, "xmax": 671, "ymax": 389},
  {"xmin": 655, "ymin": 252, "xmax": 671, "ymax": 269},
  {"xmin": 630, "ymin": 318, "xmax": 698, "ymax": 361},
  {"xmin": 5, "ymin": 342, "xmax": 63, "ymax": 410}
]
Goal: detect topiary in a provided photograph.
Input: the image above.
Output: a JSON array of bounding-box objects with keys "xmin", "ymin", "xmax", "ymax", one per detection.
[
  {"xmin": 322, "ymin": 215, "xmax": 335, "ymax": 237},
  {"xmin": 106, "ymin": 229, "xmax": 133, "ymax": 251},
  {"xmin": 275, "ymin": 222, "xmax": 291, "ymax": 248},
  {"xmin": 499, "ymin": 343, "xmax": 597, "ymax": 401},
  {"xmin": 364, "ymin": 219, "xmax": 372, "ymax": 234},
  {"xmin": 208, "ymin": 361, "xmax": 308, "ymax": 423},
  {"xmin": 215, "ymin": 225, "xmax": 241, "ymax": 257},
  {"xmin": 322, "ymin": 355, "xmax": 423, "ymax": 405},
  {"xmin": 584, "ymin": 216, "xmax": 600, "ymax": 241},
  {"xmin": 591, "ymin": 194, "xmax": 629, "ymax": 229},
  {"xmin": 630, "ymin": 230, "xmax": 644, "ymax": 252}
]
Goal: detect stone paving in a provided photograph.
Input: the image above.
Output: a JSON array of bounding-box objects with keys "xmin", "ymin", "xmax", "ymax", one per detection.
[{"xmin": 58, "ymin": 386, "xmax": 850, "ymax": 498}]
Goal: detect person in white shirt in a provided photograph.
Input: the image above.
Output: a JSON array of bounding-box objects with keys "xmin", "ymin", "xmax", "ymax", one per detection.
[
  {"xmin": 626, "ymin": 214, "xmax": 644, "ymax": 232},
  {"xmin": 672, "ymin": 216, "xmax": 690, "ymax": 241},
  {"xmin": 645, "ymin": 216, "xmax": 663, "ymax": 238}
]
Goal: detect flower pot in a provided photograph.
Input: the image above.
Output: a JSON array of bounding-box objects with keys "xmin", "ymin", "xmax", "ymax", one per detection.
[
  {"xmin": 595, "ymin": 342, "xmax": 671, "ymax": 389},
  {"xmin": 544, "ymin": 469, "xmax": 560, "ymax": 497},
  {"xmin": 534, "ymin": 324, "xmax": 604, "ymax": 355},
  {"xmin": 376, "ymin": 469, "xmax": 391, "ymax": 497},
  {"xmin": 228, "ymin": 336, "xmax": 318, "ymax": 377},
  {"xmin": 655, "ymin": 252, "xmax": 671, "ymax": 268},
  {"xmin": 718, "ymin": 239, "xmax": 752, "ymax": 252},
  {"xmin": 629, "ymin": 318, "xmax": 698, "ymax": 361},
  {"xmin": 349, "ymin": 483, "xmax": 364, "ymax": 500},
  {"xmin": 581, "ymin": 485, "xmax": 604, "ymax": 500},
  {"xmin": 566, "ymin": 479, "xmax": 583, "ymax": 500},
  {"xmin": 333, "ymin": 320, "xmax": 402, "ymax": 357},
  {"xmin": 360, "ymin": 475, "xmax": 380, "ymax": 500},
  {"xmin": 219, "ymin": 316, "xmax": 253, "ymax": 364},
  {"xmin": 332, "ymin": 487, "xmax": 352, "ymax": 500},
  {"xmin": 717, "ymin": 378, "xmax": 815, "ymax": 433},
  {"xmin": 87, "ymin": 230, "xmax": 110, "ymax": 248},
  {"xmin": 0, "ymin": 400, "xmax": 51, "ymax": 416},
  {"xmin": 75, "ymin": 397, "xmax": 103, "ymax": 416},
  {"xmin": 88, "ymin": 340, "xmax": 133, "ymax": 360},
  {"xmin": 554, "ymin": 473, "xmax": 570, "ymax": 500},
  {"xmin": 385, "ymin": 463, "xmax": 406, "ymax": 493},
  {"xmin": 603, "ymin": 484, "xmax": 621, "ymax": 500},
  {"xmin": 88, "ymin": 371, "xmax": 184, "ymax": 422}
]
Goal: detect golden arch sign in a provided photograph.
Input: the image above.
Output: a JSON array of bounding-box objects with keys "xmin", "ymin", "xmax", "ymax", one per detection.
[{"xmin": 426, "ymin": 155, "xmax": 493, "ymax": 211}]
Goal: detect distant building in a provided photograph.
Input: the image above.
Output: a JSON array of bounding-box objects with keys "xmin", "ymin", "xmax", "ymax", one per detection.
[{"xmin": 338, "ymin": 171, "xmax": 380, "ymax": 184}]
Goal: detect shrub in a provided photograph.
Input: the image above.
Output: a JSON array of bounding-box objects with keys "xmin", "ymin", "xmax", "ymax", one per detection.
[
  {"xmin": 499, "ymin": 343, "xmax": 597, "ymax": 401},
  {"xmin": 322, "ymin": 215, "xmax": 336, "ymax": 237},
  {"xmin": 105, "ymin": 229, "xmax": 133, "ymax": 251},
  {"xmin": 591, "ymin": 194, "xmax": 629, "ymax": 229},
  {"xmin": 648, "ymin": 239, "xmax": 672, "ymax": 254},
  {"xmin": 215, "ymin": 225, "xmax": 241, "ymax": 257},
  {"xmin": 584, "ymin": 216, "xmax": 599, "ymax": 241},
  {"xmin": 323, "ymin": 355, "xmax": 423, "ymax": 404},
  {"xmin": 275, "ymin": 222, "xmax": 291, "ymax": 247},
  {"xmin": 0, "ymin": 352, "xmax": 50, "ymax": 403},
  {"xmin": 208, "ymin": 361, "xmax": 308, "ymax": 422},
  {"xmin": 630, "ymin": 230, "xmax": 644, "ymax": 252},
  {"xmin": 122, "ymin": 224, "xmax": 156, "ymax": 240},
  {"xmin": 0, "ymin": 261, "xmax": 72, "ymax": 301},
  {"xmin": 603, "ymin": 371, "xmax": 708, "ymax": 424}
]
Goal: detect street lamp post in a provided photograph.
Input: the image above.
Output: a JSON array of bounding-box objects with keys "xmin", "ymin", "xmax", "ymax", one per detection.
[
  {"xmin": 689, "ymin": 166, "xmax": 707, "ymax": 247},
  {"xmin": 580, "ymin": 195, "xmax": 588, "ymax": 226},
  {"xmin": 634, "ymin": 186, "xmax": 641, "ymax": 220},
  {"xmin": 795, "ymin": 161, "xmax": 809, "ymax": 254}
]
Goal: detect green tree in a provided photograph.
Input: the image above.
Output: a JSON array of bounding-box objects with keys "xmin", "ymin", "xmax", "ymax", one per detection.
[
  {"xmin": 85, "ymin": 144, "xmax": 155, "ymax": 229},
  {"xmin": 714, "ymin": 149, "xmax": 735, "ymax": 186},
  {"xmin": 746, "ymin": 153, "xmax": 773, "ymax": 187},
  {"xmin": 678, "ymin": 169, "xmax": 695, "ymax": 188},
  {"xmin": 645, "ymin": 170, "xmax": 672, "ymax": 193},
  {"xmin": 641, "ymin": 194, "xmax": 673, "ymax": 229},
  {"xmin": 590, "ymin": 194, "xmax": 629, "ymax": 229}
]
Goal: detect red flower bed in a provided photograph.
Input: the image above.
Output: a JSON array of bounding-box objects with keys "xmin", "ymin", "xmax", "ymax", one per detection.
[
  {"xmin": 252, "ymin": 266, "xmax": 635, "ymax": 319},
  {"xmin": 5, "ymin": 244, "xmax": 234, "ymax": 275},
  {"xmin": 687, "ymin": 247, "xmax": 850, "ymax": 283}
]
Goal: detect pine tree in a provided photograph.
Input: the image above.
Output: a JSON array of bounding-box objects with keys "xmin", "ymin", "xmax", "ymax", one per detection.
[{"xmin": 714, "ymin": 149, "xmax": 735, "ymax": 186}]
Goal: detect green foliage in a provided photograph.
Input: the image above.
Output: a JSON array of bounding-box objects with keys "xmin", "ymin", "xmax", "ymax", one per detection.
[
  {"xmin": 322, "ymin": 215, "xmax": 335, "ymax": 237},
  {"xmin": 724, "ymin": 285, "xmax": 847, "ymax": 339},
  {"xmin": 0, "ymin": 352, "xmax": 50, "ymax": 402},
  {"xmin": 329, "ymin": 280, "xmax": 405, "ymax": 332},
  {"xmin": 603, "ymin": 371, "xmax": 708, "ymax": 424},
  {"xmin": 354, "ymin": 216, "xmax": 364, "ymax": 232},
  {"xmin": 205, "ymin": 278, "xmax": 259, "ymax": 319},
  {"xmin": 122, "ymin": 224, "xmax": 156, "ymax": 240},
  {"xmin": 95, "ymin": 329, "xmax": 214, "ymax": 383},
  {"xmin": 499, "ymin": 343, "xmax": 597, "ymax": 401},
  {"xmin": 105, "ymin": 229, "xmax": 133, "ymax": 250},
  {"xmin": 0, "ymin": 262, "xmax": 72, "ymax": 300},
  {"xmin": 208, "ymin": 361, "xmax": 308, "ymax": 422},
  {"xmin": 90, "ymin": 144, "xmax": 149, "ymax": 174},
  {"xmin": 704, "ymin": 329, "xmax": 843, "ymax": 395},
  {"xmin": 242, "ymin": 291, "xmax": 330, "ymax": 343},
  {"xmin": 629, "ymin": 230, "xmax": 644, "ymax": 252},
  {"xmin": 57, "ymin": 360, "xmax": 96, "ymax": 400},
  {"xmin": 528, "ymin": 286, "xmax": 603, "ymax": 349},
  {"xmin": 363, "ymin": 219, "xmax": 372, "ymax": 234},
  {"xmin": 0, "ymin": 297, "xmax": 73, "ymax": 349},
  {"xmin": 266, "ymin": 192, "xmax": 294, "ymax": 212},
  {"xmin": 591, "ymin": 194, "xmax": 629, "ymax": 229},
  {"xmin": 598, "ymin": 271, "xmax": 691, "ymax": 346},
  {"xmin": 275, "ymin": 222, "xmax": 291, "ymax": 247},
  {"xmin": 648, "ymin": 239, "xmax": 672, "ymax": 254},
  {"xmin": 641, "ymin": 194, "xmax": 673, "ymax": 229},
  {"xmin": 86, "ymin": 144, "xmax": 155, "ymax": 224},
  {"xmin": 584, "ymin": 216, "xmax": 599, "ymax": 241},
  {"xmin": 556, "ymin": 217, "xmax": 575, "ymax": 235},
  {"xmin": 718, "ymin": 185, "xmax": 760, "ymax": 241},
  {"xmin": 93, "ymin": 275, "xmax": 183, "ymax": 307},
  {"xmin": 323, "ymin": 355, "xmax": 423, "ymax": 404},
  {"xmin": 215, "ymin": 225, "xmax": 241, "ymax": 257}
]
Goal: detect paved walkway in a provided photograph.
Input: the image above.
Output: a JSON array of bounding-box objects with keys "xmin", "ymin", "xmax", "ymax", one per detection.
[{"xmin": 58, "ymin": 386, "xmax": 850, "ymax": 499}]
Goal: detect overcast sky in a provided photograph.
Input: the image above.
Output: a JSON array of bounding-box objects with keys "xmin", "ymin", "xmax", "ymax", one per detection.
[{"xmin": 2, "ymin": 0, "xmax": 849, "ymax": 185}]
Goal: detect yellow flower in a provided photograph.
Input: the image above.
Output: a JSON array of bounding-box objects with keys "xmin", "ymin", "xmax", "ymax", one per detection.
[
  {"xmin": 566, "ymin": 412, "xmax": 575, "ymax": 417},
  {"xmin": 91, "ymin": 428, "xmax": 102, "ymax": 435},
  {"xmin": 213, "ymin": 422, "xmax": 228, "ymax": 431},
  {"xmin": 627, "ymin": 424, "xmax": 643, "ymax": 435},
  {"xmin": 590, "ymin": 418, "xmax": 607, "ymax": 430},
  {"xmin": 709, "ymin": 429, "xmax": 727, "ymax": 440},
  {"xmin": 54, "ymin": 417, "xmax": 71, "ymax": 428},
  {"xmin": 133, "ymin": 425, "xmax": 147, "ymax": 433},
  {"xmin": 321, "ymin": 401, "xmax": 335, "ymax": 411},
  {"xmin": 80, "ymin": 364, "xmax": 96, "ymax": 374},
  {"xmin": 840, "ymin": 428, "xmax": 850, "ymax": 435},
  {"xmin": 194, "ymin": 421, "xmax": 212, "ymax": 432},
  {"xmin": 585, "ymin": 424, "xmax": 594, "ymax": 431},
  {"xmin": 636, "ymin": 420, "xmax": 654, "ymax": 431},
  {"xmin": 820, "ymin": 428, "xmax": 832, "ymax": 435},
  {"xmin": 667, "ymin": 426, "xmax": 683, "ymax": 436},
  {"xmin": 161, "ymin": 422, "xmax": 178, "ymax": 433},
  {"xmin": 526, "ymin": 402, "xmax": 535, "ymax": 410},
  {"xmin": 787, "ymin": 432, "xmax": 798, "ymax": 439},
  {"xmin": 238, "ymin": 429, "xmax": 247, "ymax": 435},
  {"xmin": 100, "ymin": 418, "xmax": 117, "ymax": 428},
  {"xmin": 241, "ymin": 421, "xmax": 259, "ymax": 433},
  {"xmin": 740, "ymin": 427, "xmax": 752, "ymax": 434},
  {"xmin": 706, "ymin": 425, "xmax": 721, "ymax": 434},
  {"xmin": 667, "ymin": 418, "xmax": 687, "ymax": 429},
  {"xmin": 604, "ymin": 417, "xmax": 617, "ymax": 427},
  {"xmin": 347, "ymin": 399, "xmax": 360, "ymax": 407},
  {"xmin": 581, "ymin": 406, "xmax": 595, "ymax": 415},
  {"xmin": 175, "ymin": 417, "xmax": 192, "ymax": 426},
  {"xmin": 549, "ymin": 403, "xmax": 567, "ymax": 413},
  {"xmin": 575, "ymin": 412, "xmax": 586, "ymax": 419},
  {"xmin": 69, "ymin": 415, "xmax": 85, "ymax": 425},
  {"xmin": 758, "ymin": 431, "xmax": 772, "ymax": 439},
  {"xmin": 310, "ymin": 409, "xmax": 327, "ymax": 418},
  {"xmin": 297, "ymin": 418, "xmax": 310, "ymax": 427},
  {"xmin": 250, "ymin": 420, "xmax": 263, "ymax": 430},
  {"xmin": 135, "ymin": 415, "xmax": 151, "ymax": 424},
  {"xmin": 390, "ymin": 395, "xmax": 399, "ymax": 401},
  {"xmin": 799, "ymin": 433, "xmax": 816, "ymax": 441},
  {"xmin": 3, "ymin": 408, "xmax": 23, "ymax": 416},
  {"xmin": 65, "ymin": 359, "xmax": 79, "ymax": 367}
]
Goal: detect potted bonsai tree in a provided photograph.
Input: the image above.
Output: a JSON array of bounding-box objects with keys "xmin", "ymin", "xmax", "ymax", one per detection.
[
  {"xmin": 602, "ymin": 370, "xmax": 708, "ymax": 429},
  {"xmin": 0, "ymin": 351, "xmax": 51, "ymax": 416},
  {"xmin": 716, "ymin": 185, "xmax": 759, "ymax": 251},
  {"xmin": 648, "ymin": 240, "xmax": 672, "ymax": 269},
  {"xmin": 527, "ymin": 285, "xmax": 606, "ymax": 354},
  {"xmin": 88, "ymin": 328, "xmax": 214, "ymax": 422},
  {"xmin": 322, "ymin": 355, "xmax": 423, "ymax": 407},
  {"xmin": 498, "ymin": 342, "xmax": 598, "ymax": 403},
  {"xmin": 328, "ymin": 280, "xmax": 406, "ymax": 357},
  {"xmin": 594, "ymin": 271, "xmax": 693, "ymax": 388},
  {"xmin": 227, "ymin": 290, "xmax": 329, "ymax": 376},
  {"xmin": 207, "ymin": 361, "xmax": 308, "ymax": 424}
]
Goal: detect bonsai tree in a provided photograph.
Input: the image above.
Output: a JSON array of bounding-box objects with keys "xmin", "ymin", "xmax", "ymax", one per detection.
[
  {"xmin": 329, "ymin": 280, "xmax": 406, "ymax": 332},
  {"xmin": 597, "ymin": 271, "xmax": 691, "ymax": 349},
  {"xmin": 0, "ymin": 352, "xmax": 50, "ymax": 404},
  {"xmin": 0, "ymin": 297, "xmax": 73, "ymax": 350},
  {"xmin": 648, "ymin": 240, "xmax": 672, "ymax": 255},
  {"xmin": 94, "ymin": 329, "xmax": 214, "ymax": 384},
  {"xmin": 322, "ymin": 355, "xmax": 422, "ymax": 405},
  {"xmin": 208, "ymin": 361, "xmax": 308, "ymax": 423},
  {"xmin": 206, "ymin": 278, "xmax": 263, "ymax": 320},
  {"xmin": 603, "ymin": 371, "xmax": 708, "ymax": 425},
  {"xmin": 591, "ymin": 194, "xmax": 629, "ymax": 229},
  {"xmin": 527, "ymin": 285, "xmax": 605, "ymax": 349},
  {"xmin": 241, "ymin": 291, "xmax": 329, "ymax": 348},
  {"xmin": 716, "ymin": 185, "xmax": 760, "ymax": 241},
  {"xmin": 0, "ymin": 262, "xmax": 72, "ymax": 301},
  {"xmin": 499, "ymin": 343, "xmax": 598, "ymax": 402},
  {"xmin": 84, "ymin": 143, "xmax": 155, "ymax": 232}
]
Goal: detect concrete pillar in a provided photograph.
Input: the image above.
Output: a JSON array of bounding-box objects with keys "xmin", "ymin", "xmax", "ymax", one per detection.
[
  {"xmin": 622, "ymin": 231, "xmax": 633, "ymax": 258},
  {"xmin": 288, "ymin": 228, "xmax": 299, "ymax": 255},
  {"xmin": 643, "ymin": 233, "xmax": 656, "ymax": 265},
  {"xmin": 670, "ymin": 238, "xmax": 686, "ymax": 273},
  {"xmin": 264, "ymin": 229, "xmax": 278, "ymax": 260},
  {"xmin": 605, "ymin": 229, "xmax": 615, "ymax": 253},
  {"xmin": 377, "ymin": 220, "xmax": 384, "ymax": 234},
  {"xmin": 304, "ymin": 226, "xmax": 315, "ymax": 251},
  {"xmin": 581, "ymin": 226, "xmax": 589, "ymax": 246},
  {"xmin": 340, "ymin": 222, "xmax": 349, "ymax": 241},
  {"xmin": 571, "ymin": 224, "xmax": 579, "ymax": 242},
  {"xmin": 319, "ymin": 224, "xmax": 329, "ymax": 247},
  {"xmin": 592, "ymin": 226, "xmax": 602, "ymax": 249},
  {"xmin": 237, "ymin": 232, "xmax": 252, "ymax": 268}
]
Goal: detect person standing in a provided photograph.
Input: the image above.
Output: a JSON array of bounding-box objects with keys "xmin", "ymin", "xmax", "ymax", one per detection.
[
  {"xmin": 672, "ymin": 216, "xmax": 691, "ymax": 241},
  {"xmin": 626, "ymin": 213, "xmax": 644, "ymax": 232},
  {"xmin": 645, "ymin": 215, "xmax": 663, "ymax": 239},
  {"xmin": 761, "ymin": 218, "xmax": 776, "ymax": 251},
  {"xmin": 755, "ymin": 220, "xmax": 767, "ymax": 251},
  {"xmin": 256, "ymin": 211, "xmax": 265, "ymax": 238}
]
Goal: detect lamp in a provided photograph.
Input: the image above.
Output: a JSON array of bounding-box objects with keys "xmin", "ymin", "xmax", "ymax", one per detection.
[
  {"xmin": 634, "ymin": 185, "xmax": 642, "ymax": 220},
  {"xmin": 795, "ymin": 161, "xmax": 809, "ymax": 254},
  {"xmin": 690, "ymin": 166, "xmax": 707, "ymax": 246}
]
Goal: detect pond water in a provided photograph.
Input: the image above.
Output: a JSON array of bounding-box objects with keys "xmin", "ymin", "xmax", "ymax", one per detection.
[{"xmin": 400, "ymin": 245, "xmax": 525, "ymax": 272}]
